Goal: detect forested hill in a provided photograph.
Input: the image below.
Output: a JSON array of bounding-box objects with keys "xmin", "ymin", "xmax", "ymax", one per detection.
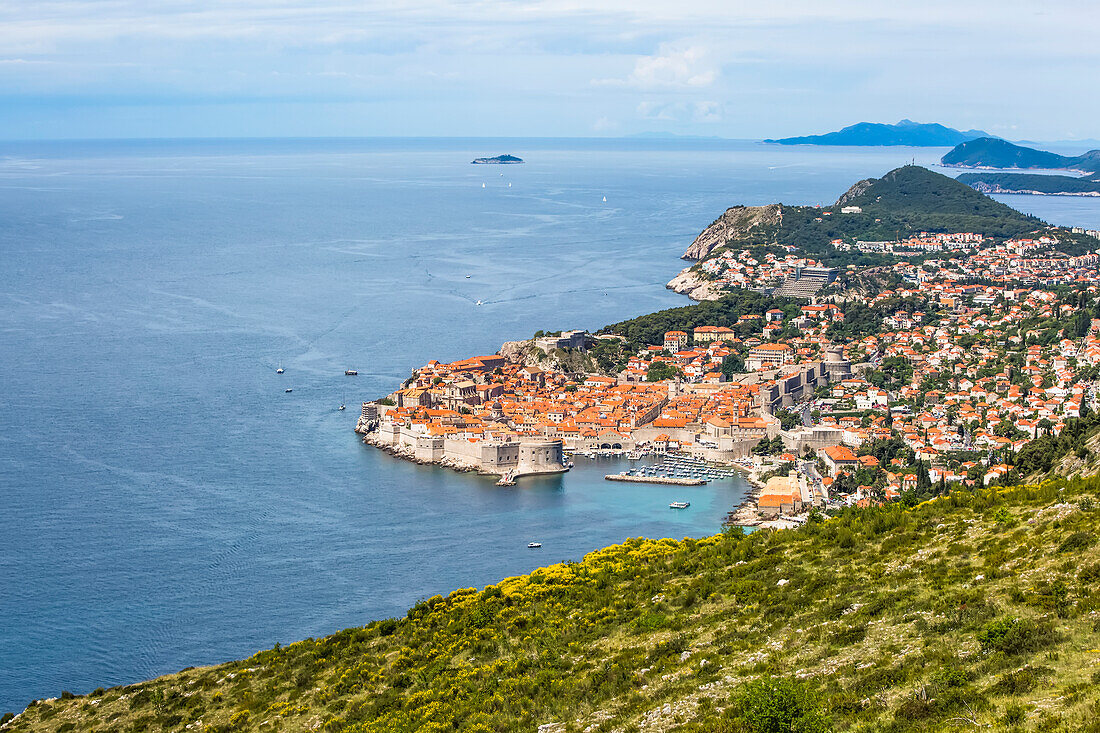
[
  {"xmin": 942, "ymin": 138, "xmax": 1100, "ymax": 174},
  {"xmin": 7, "ymin": 478, "xmax": 1100, "ymax": 732},
  {"xmin": 679, "ymin": 166, "xmax": 1050, "ymax": 270},
  {"xmin": 957, "ymin": 172, "xmax": 1100, "ymax": 196},
  {"xmin": 833, "ymin": 165, "xmax": 1042, "ymax": 234}
]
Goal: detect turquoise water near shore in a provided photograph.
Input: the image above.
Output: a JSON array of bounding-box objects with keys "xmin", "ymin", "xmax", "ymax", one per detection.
[{"xmin": 2, "ymin": 138, "xmax": 1098, "ymax": 712}]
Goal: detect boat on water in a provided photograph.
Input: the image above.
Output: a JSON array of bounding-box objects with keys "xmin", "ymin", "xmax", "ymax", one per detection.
[
  {"xmin": 344, "ymin": 369, "xmax": 358, "ymax": 376},
  {"xmin": 669, "ymin": 501, "xmax": 690, "ymax": 509},
  {"xmin": 527, "ymin": 542, "xmax": 542, "ymax": 549},
  {"xmin": 338, "ymin": 404, "xmax": 346, "ymax": 410},
  {"xmin": 465, "ymin": 274, "xmax": 471, "ymax": 278},
  {"xmin": 276, "ymin": 366, "xmax": 284, "ymax": 374},
  {"xmin": 285, "ymin": 388, "xmax": 293, "ymax": 393},
  {"xmin": 476, "ymin": 300, "xmax": 483, "ymax": 306}
]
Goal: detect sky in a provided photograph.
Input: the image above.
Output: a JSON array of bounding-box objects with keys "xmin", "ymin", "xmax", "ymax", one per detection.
[{"xmin": 0, "ymin": 0, "xmax": 1097, "ymax": 140}]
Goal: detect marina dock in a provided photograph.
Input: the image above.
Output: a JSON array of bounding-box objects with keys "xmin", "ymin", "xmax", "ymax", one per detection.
[{"xmin": 605, "ymin": 474, "xmax": 705, "ymax": 486}]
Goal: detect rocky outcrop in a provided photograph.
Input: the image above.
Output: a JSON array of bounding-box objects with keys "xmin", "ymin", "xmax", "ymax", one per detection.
[
  {"xmin": 499, "ymin": 340, "xmax": 598, "ymax": 375},
  {"xmin": 835, "ymin": 178, "xmax": 875, "ymax": 207},
  {"xmin": 499, "ymin": 339, "xmax": 541, "ymax": 365},
  {"xmin": 666, "ymin": 268, "xmax": 727, "ymax": 301},
  {"xmin": 681, "ymin": 204, "xmax": 783, "ymax": 260}
]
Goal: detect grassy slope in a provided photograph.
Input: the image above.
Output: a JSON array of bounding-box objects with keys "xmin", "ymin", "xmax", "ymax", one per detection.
[{"xmin": 7, "ymin": 479, "xmax": 1100, "ymax": 733}]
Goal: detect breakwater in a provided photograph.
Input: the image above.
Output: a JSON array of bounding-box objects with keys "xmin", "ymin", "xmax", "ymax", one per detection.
[{"xmin": 605, "ymin": 474, "xmax": 705, "ymax": 486}]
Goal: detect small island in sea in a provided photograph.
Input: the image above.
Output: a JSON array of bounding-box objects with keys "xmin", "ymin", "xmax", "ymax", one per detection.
[
  {"xmin": 470, "ymin": 154, "xmax": 524, "ymax": 164},
  {"xmin": 765, "ymin": 119, "xmax": 990, "ymax": 146},
  {"xmin": 943, "ymin": 137, "xmax": 1100, "ymax": 195}
]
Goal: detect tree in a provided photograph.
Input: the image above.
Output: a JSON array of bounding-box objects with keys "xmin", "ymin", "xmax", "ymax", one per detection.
[
  {"xmin": 721, "ymin": 353, "xmax": 746, "ymax": 378},
  {"xmin": 775, "ymin": 409, "xmax": 801, "ymax": 431},
  {"xmin": 646, "ymin": 361, "xmax": 681, "ymax": 382},
  {"xmin": 915, "ymin": 461, "xmax": 932, "ymax": 492}
]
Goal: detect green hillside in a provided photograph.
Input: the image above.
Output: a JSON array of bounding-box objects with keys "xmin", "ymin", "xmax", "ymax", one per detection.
[
  {"xmin": 832, "ymin": 165, "xmax": 1041, "ymax": 235},
  {"xmin": 683, "ymin": 166, "xmax": 1047, "ymax": 270},
  {"xmin": 6, "ymin": 478, "xmax": 1100, "ymax": 732},
  {"xmin": 956, "ymin": 172, "xmax": 1100, "ymax": 196},
  {"xmin": 942, "ymin": 138, "xmax": 1100, "ymax": 174}
]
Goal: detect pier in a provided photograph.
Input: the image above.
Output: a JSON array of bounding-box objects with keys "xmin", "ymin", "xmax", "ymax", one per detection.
[{"xmin": 605, "ymin": 474, "xmax": 705, "ymax": 486}]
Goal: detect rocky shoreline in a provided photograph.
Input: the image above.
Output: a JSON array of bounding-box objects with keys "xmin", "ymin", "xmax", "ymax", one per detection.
[
  {"xmin": 665, "ymin": 268, "xmax": 726, "ymax": 301},
  {"xmin": 360, "ymin": 432, "xmax": 489, "ymax": 477}
]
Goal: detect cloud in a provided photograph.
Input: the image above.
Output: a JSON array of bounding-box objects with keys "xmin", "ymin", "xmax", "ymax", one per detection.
[
  {"xmin": 594, "ymin": 45, "xmax": 715, "ymax": 89},
  {"xmin": 693, "ymin": 100, "xmax": 720, "ymax": 122},
  {"xmin": 0, "ymin": 1, "xmax": 1097, "ymax": 138},
  {"xmin": 592, "ymin": 116, "xmax": 617, "ymax": 131}
]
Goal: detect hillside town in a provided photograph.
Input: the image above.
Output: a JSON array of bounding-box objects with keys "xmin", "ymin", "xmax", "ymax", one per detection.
[{"xmin": 360, "ymin": 224, "xmax": 1100, "ymax": 525}]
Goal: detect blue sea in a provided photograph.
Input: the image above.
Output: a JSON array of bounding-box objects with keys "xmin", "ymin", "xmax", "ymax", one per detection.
[{"xmin": 2, "ymin": 138, "xmax": 1098, "ymax": 712}]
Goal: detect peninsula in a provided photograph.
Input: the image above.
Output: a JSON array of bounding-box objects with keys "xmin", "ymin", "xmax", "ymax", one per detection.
[
  {"xmin": 470, "ymin": 154, "xmax": 523, "ymax": 164},
  {"xmin": 666, "ymin": 164, "xmax": 1056, "ymax": 300},
  {"xmin": 765, "ymin": 119, "xmax": 990, "ymax": 146}
]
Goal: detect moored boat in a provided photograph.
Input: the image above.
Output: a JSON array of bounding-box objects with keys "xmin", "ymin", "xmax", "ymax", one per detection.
[{"xmin": 669, "ymin": 501, "xmax": 690, "ymax": 509}]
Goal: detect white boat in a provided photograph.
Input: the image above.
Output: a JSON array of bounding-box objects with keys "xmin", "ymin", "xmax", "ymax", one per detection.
[
  {"xmin": 482, "ymin": 183, "xmax": 486, "ymax": 188},
  {"xmin": 276, "ymin": 366, "xmax": 284, "ymax": 374},
  {"xmin": 602, "ymin": 196, "xmax": 607, "ymax": 202},
  {"xmin": 465, "ymin": 274, "xmax": 471, "ymax": 278},
  {"xmin": 344, "ymin": 369, "xmax": 358, "ymax": 376},
  {"xmin": 285, "ymin": 388, "xmax": 293, "ymax": 393},
  {"xmin": 339, "ymin": 404, "xmax": 346, "ymax": 410},
  {"xmin": 669, "ymin": 501, "xmax": 690, "ymax": 509},
  {"xmin": 527, "ymin": 542, "xmax": 542, "ymax": 549},
  {"xmin": 476, "ymin": 300, "xmax": 483, "ymax": 306}
]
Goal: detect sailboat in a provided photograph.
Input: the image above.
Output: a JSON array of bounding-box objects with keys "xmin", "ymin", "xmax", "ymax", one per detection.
[
  {"xmin": 602, "ymin": 196, "xmax": 607, "ymax": 202},
  {"xmin": 481, "ymin": 182, "xmax": 486, "ymax": 188}
]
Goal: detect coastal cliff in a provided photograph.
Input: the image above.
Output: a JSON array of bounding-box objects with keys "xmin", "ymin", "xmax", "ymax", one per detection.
[
  {"xmin": 680, "ymin": 204, "xmax": 782, "ymax": 260},
  {"xmin": 665, "ymin": 267, "xmax": 726, "ymax": 301}
]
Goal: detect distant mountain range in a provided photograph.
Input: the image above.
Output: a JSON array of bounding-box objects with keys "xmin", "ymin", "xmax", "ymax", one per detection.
[
  {"xmin": 765, "ymin": 120, "xmax": 991, "ymax": 147},
  {"xmin": 943, "ymin": 138, "xmax": 1100, "ymax": 196}
]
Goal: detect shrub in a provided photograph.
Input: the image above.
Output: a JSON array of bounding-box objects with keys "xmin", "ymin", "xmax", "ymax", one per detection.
[
  {"xmin": 731, "ymin": 677, "xmax": 832, "ymax": 733},
  {"xmin": 990, "ymin": 666, "xmax": 1052, "ymax": 696},
  {"xmin": 1058, "ymin": 531, "xmax": 1094, "ymax": 553},
  {"xmin": 1002, "ymin": 703, "xmax": 1027, "ymax": 725},
  {"xmin": 977, "ymin": 618, "xmax": 1056, "ymax": 656}
]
